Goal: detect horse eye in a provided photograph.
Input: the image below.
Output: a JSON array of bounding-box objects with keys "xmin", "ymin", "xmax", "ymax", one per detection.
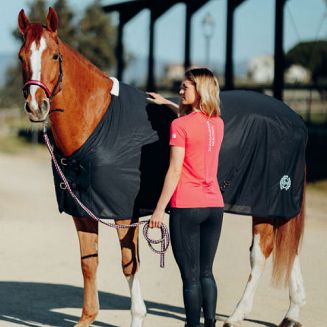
[
  {"xmin": 23, "ymin": 88, "xmax": 29, "ymax": 99},
  {"xmin": 53, "ymin": 53, "xmax": 59, "ymax": 60}
]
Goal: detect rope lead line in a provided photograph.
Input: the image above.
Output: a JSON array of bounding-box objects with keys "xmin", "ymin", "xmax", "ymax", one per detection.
[{"xmin": 42, "ymin": 123, "xmax": 170, "ymax": 268}]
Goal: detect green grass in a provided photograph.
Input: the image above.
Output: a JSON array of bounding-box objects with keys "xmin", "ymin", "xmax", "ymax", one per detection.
[
  {"xmin": 0, "ymin": 109, "xmax": 44, "ymax": 154},
  {"xmin": 298, "ymin": 112, "xmax": 327, "ymax": 124},
  {"xmin": 0, "ymin": 134, "xmax": 44, "ymax": 154}
]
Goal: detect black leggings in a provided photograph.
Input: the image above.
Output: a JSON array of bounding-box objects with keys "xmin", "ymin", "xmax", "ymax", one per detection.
[{"xmin": 170, "ymin": 207, "xmax": 224, "ymax": 327}]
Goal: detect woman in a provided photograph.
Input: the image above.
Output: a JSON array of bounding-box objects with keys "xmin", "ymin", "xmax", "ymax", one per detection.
[{"xmin": 148, "ymin": 68, "xmax": 224, "ymax": 327}]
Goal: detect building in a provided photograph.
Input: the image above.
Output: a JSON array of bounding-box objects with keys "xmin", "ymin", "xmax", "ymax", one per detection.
[
  {"xmin": 247, "ymin": 55, "xmax": 274, "ymax": 84},
  {"xmin": 285, "ymin": 65, "xmax": 311, "ymax": 84},
  {"xmin": 247, "ymin": 55, "xmax": 310, "ymax": 84}
]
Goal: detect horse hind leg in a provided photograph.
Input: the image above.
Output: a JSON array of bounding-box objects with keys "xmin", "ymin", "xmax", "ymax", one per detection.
[
  {"xmin": 273, "ymin": 198, "xmax": 306, "ymax": 327},
  {"xmin": 223, "ymin": 218, "xmax": 273, "ymax": 327},
  {"xmin": 73, "ymin": 217, "xmax": 100, "ymax": 327},
  {"xmin": 278, "ymin": 255, "xmax": 305, "ymax": 327},
  {"xmin": 116, "ymin": 218, "xmax": 147, "ymax": 327}
]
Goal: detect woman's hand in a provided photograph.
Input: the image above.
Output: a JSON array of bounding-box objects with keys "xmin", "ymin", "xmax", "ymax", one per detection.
[
  {"xmin": 147, "ymin": 92, "xmax": 180, "ymax": 115},
  {"xmin": 149, "ymin": 208, "xmax": 165, "ymax": 228},
  {"xmin": 146, "ymin": 92, "xmax": 168, "ymax": 105}
]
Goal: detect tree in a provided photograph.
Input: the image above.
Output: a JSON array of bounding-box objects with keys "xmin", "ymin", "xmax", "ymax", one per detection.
[
  {"xmin": 76, "ymin": 0, "xmax": 116, "ymax": 71},
  {"xmin": 53, "ymin": 0, "xmax": 77, "ymax": 46},
  {"xmin": 285, "ymin": 40, "xmax": 327, "ymax": 84},
  {"xmin": 12, "ymin": 0, "xmax": 47, "ymax": 43},
  {"xmin": 0, "ymin": 65, "xmax": 22, "ymax": 108}
]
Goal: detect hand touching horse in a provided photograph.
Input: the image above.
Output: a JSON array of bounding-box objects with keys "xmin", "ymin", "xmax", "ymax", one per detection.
[{"xmin": 18, "ymin": 7, "xmax": 307, "ymax": 327}]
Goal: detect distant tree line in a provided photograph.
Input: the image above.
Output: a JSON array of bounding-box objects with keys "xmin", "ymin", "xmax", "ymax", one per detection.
[
  {"xmin": 285, "ymin": 40, "xmax": 327, "ymax": 85},
  {"xmin": 0, "ymin": 0, "xmax": 117, "ymax": 108},
  {"xmin": 0, "ymin": 0, "xmax": 326, "ymax": 109}
]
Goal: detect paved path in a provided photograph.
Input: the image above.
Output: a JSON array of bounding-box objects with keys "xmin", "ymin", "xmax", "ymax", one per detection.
[{"xmin": 0, "ymin": 150, "xmax": 326, "ymax": 326}]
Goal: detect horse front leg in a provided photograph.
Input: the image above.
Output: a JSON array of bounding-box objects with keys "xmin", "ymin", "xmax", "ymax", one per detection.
[
  {"xmin": 279, "ymin": 255, "xmax": 305, "ymax": 327},
  {"xmin": 73, "ymin": 217, "xmax": 99, "ymax": 327},
  {"xmin": 224, "ymin": 218, "xmax": 273, "ymax": 327},
  {"xmin": 116, "ymin": 218, "xmax": 147, "ymax": 327}
]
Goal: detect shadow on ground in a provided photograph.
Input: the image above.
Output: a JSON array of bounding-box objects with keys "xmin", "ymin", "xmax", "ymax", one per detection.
[
  {"xmin": 0, "ymin": 282, "xmax": 277, "ymax": 327},
  {"xmin": 0, "ymin": 281, "xmax": 185, "ymax": 327}
]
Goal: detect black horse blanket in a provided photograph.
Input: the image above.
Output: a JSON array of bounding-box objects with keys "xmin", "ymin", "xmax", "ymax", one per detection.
[
  {"xmin": 52, "ymin": 83, "xmax": 307, "ymax": 220},
  {"xmin": 218, "ymin": 91, "xmax": 307, "ymax": 218}
]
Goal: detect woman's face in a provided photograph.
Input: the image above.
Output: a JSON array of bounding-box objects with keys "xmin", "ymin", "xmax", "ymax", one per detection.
[{"xmin": 179, "ymin": 79, "xmax": 200, "ymax": 108}]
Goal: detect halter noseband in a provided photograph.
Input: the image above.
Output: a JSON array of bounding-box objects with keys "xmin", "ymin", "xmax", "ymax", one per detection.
[{"xmin": 22, "ymin": 53, "xmax": 63, "ymax": 101}]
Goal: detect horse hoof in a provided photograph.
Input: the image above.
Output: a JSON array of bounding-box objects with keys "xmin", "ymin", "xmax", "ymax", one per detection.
[
  {"xmin": 74, "ymin": 312, "xmax": 97, "ymax": 327},
  {"xmin": 278, "ymin": 318, "xmax": 302, "ymax": 327},
  {"xmin": 130, "ymin": 315, "xmax": 146, "ymax": 327},
  {"xmin": 74, "ymin": 321, "xmax": 94, "ymax": 327},
  {"xmin": 222, "ymin": 323, "xmax": 241, "ymax": 327}
]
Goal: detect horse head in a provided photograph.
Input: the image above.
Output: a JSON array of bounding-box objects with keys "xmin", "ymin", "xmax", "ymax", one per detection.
[{"xmin": 18, "ymin": 7, "xmax": 62, "ymax": 122}]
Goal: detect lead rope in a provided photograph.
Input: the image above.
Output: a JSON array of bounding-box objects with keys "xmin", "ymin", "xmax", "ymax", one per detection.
[{"xmin": 42, "ymin": 123, "xmax": 169, "ymax": 268}]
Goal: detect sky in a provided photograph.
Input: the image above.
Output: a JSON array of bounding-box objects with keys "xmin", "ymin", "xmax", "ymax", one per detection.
[{"xmin": 1, "ymin": 0, "xmax": 326, "ymax": 70}]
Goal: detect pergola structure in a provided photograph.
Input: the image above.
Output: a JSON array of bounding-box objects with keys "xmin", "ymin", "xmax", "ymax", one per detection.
[{"xmin": 102, "ymin": 0, "xmax": 288, "ymax": 100}]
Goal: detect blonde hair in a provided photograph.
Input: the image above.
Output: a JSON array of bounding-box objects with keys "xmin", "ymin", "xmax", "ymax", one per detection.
[{"xmin": 179, "ymin": 68, "xmax": 221, "ymax": 117}]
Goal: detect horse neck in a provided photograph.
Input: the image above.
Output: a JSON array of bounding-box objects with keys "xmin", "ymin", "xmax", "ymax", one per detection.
[{"xmin": 50, "ymin": 41, "xmax": 113, "ymax": 157}]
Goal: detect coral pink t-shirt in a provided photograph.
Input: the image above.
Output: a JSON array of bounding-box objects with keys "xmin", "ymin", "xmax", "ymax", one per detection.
[{"xmin": 169, "ymin": 111, "xmax": 224, "ymax": 208}]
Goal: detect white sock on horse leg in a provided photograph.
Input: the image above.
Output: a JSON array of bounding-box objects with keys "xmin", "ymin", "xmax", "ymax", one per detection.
[
  {"xmin": 126, "ymin": 273, "xmax": 147, "ymax": 327},
  {"xmin": 285, "ymin": 255, "xmax": 306, "ymax": 321},
  {"xmin": 226, "ymin": 233, "xmax": 266, "ymax": 323}
]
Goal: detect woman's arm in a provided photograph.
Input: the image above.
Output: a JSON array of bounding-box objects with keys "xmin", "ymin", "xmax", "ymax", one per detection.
[
  {"xmin": 147, "ymin": 91, "xmax": 180, "ymax": 115},
  {"xmin": 149, "ymin": 146, "xmax": 185, "ymax": 228}
]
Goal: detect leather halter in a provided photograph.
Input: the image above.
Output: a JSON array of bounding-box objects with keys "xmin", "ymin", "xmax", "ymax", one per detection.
[{"xmin": 22, "ymin": 53, "xmax": 63, "ymax": 101}]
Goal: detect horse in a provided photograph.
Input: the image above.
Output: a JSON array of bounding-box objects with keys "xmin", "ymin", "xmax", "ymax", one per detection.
[{"xmin": 18, "ymin": 7, "xmax": 306, "ymax": 327}]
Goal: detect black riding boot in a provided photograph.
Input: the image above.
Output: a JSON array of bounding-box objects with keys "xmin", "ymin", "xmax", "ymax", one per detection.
[{"xmin": 204, "ymin": 319, "xmax": 216, "ymax": 327}]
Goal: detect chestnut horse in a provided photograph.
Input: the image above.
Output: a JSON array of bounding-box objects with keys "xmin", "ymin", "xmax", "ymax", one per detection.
[{"xmin": 18, "ymin": 7, "xmax": 306, "ymax": 327}]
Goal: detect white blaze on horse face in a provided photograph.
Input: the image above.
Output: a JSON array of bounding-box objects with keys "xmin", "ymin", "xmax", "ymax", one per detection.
[{"xmin": 29, "ymin": 37, "xmax": 47, "ymax": 110}]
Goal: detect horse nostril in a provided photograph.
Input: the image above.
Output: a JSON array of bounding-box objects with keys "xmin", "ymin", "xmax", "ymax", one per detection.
[
  {"xmin": 24, "ymin": 102, "xmax": 32, "ymax": 113},
  {"xmin": 40, "ymin": 99, "xmax": 50, "ymax": 113}
]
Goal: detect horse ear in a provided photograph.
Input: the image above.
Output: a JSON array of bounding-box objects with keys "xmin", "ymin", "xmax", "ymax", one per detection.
[
  {"xmin": 46, "ymin": 7, "xmax": 58, "ymax": 34},
  {"xmin": 18, "ymin": 9, "xmax": 30, "ymax": 35}
]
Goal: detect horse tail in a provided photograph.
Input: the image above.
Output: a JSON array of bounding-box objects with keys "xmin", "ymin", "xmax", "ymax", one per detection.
[{"xmin": 272, "ymin": 170, "xmax": 306, "ymax": 287}]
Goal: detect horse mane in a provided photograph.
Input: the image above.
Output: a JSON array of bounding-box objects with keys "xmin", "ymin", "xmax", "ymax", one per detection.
[
  {"xmin": 25, "ymin": 24, "xmax": 109, "ymax": 81},
  {"xmin": 59, "ymin": 39, "xmax": 110, "ymax": 80}
]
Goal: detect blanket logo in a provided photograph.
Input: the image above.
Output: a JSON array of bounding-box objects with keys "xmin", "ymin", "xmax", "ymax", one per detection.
[{"xmin": 280, "ymin": 175, "xmax": 291, "ymax": 191}]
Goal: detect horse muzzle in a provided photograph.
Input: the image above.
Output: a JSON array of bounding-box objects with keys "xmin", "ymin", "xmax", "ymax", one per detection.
[{"xmin": 24, "ymin": 98, "xmax": 50, "ymax": 122}]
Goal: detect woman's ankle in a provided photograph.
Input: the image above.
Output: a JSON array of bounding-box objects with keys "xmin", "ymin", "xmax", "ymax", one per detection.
[{"xmin": 204, "ymin": 318, "xmax": 216, "ymax": 326}]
